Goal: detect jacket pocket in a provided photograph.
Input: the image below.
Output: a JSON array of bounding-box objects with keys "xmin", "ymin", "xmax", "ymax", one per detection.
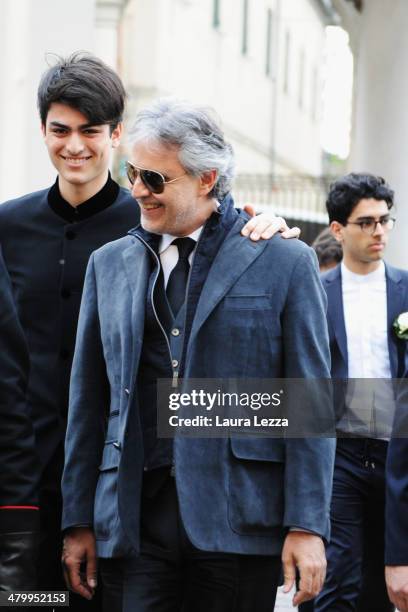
[
  {"xmin": 228, "ymin": 438, "xmax": 284, "ymax": 535},
  {"xmin": 230, "ymin": 438, "xmax": 285, "ymax": 462},
  {"xmin": 94, "ymin": 442, "xmax": 120, "ymax": 539},
  {"xmin": 223, "ymin": 295, "xmax": 272, "ymax": 310}
]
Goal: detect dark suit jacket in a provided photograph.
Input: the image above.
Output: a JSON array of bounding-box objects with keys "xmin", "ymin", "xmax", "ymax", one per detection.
[
  {"xmin": 321, "ymin": 263, "xmax": 408, "ymax": 564},
  {"xmin": 386, "ymin": 372, "xmax": 408, "ymax": 564},
  {"xmin": 0, "ymin": 245, "xmax": 39, "ymax": 531},
  {"xmin": 322, "ymin": 263, "xmax": 408, "ymax": 380},
  {"xmin": 63, "ymin": 200, "xmax": 335, "ymax": 559},
  {"xmin": 0, "ymin": 186, "xmax": 139, "ymax": 484}
]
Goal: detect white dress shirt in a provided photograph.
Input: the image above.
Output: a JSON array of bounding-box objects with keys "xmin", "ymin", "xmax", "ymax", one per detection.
[
  {"xmin": 339, "ymin": 261, "xmax": 395, "ymax": 439},
  {"xmin": 159, "ymin": 227, "xmax": 202, "ymax": 288}
]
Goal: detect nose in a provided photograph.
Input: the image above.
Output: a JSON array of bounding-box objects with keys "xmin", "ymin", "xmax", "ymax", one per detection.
[
  {"xmin": 66, "ymin": 132, "xmax": 85, "ymax": 155},
  {"xmin": 131, "ymin": 175, "xmax": 151, "ymax": 198},
  {"xmin": 373, "ymin": 221, "xmax": 385, "ymax": 237}
]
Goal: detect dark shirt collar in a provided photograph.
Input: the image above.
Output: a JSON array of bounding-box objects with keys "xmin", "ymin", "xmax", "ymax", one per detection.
[{"xmin": 47, "ymin": 172, "xmax": 120, "ymax": 222}]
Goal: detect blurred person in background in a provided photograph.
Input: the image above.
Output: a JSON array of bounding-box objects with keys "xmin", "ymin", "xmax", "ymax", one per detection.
[
  {"xmin": 0, "ymin": 246, "xmax": 39, "ymax": 591},
  {"xmin": 312, "ymin": 226, "xmax": 343, "ymax": 272},
  {"xmin": 0, "ymin": 51, "xmax": 296, "ymax": 606}
]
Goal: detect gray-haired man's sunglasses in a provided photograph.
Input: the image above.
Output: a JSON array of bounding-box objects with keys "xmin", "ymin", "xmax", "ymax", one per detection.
[{"xmin": 126, "ymin": 161, "xmax": 186, "ymax": 194}]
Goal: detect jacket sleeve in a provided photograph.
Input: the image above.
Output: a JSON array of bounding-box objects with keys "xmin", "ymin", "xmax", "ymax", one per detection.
[
  {"xmin": 386, "ymin": 378, "xmax": 408, "ymax": 564},
  {"xmin": 62, "ymin": 252, "xmax": 110, "ymax": 531},
  {"xmin": 0, "ymin": 244, "xmax": 39, "ymax": 590},
  {"xmin": 281, "ymin": 247, "xmax": 336, "ymax": 541},
  {"xmin": 0, "ymin": 243, "xmax": 40, "ymax": 531}
]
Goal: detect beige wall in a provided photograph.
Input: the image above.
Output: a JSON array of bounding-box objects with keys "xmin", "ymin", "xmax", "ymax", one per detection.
[
  {"xmin": 120, "ymin": 0, "xmax": 327, "ymax": 176},
  {"xmin": 0, "ymin": 0, "xmax": 97, "ymax": 202}
]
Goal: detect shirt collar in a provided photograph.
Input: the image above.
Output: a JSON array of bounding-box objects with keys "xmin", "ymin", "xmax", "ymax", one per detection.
[
  {"xmin": 159, "ymin": 226, "xmax": 203, "ymax": 255},
  {"xmin": 47, "ymin": 172, "xmax": 119, "ymax": 223},
  {"xmin": 341, "ymin": 260, "xmax": 386, "ymax": 284}
]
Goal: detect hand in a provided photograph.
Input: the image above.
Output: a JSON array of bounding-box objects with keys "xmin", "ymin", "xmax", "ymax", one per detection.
[
  {"xmin": 241, "ymin": 204, "xmax": 300, "ymax": 241},
  {"xmin": 281, "ymin": 531, "xmax": 326, "ymax": 606},
  {"xmin": 62, "ymin": 527, "xmax": 97, "ymax": 600},
  {"xmin": 386, "ymin": 565, "xmax": 408, "ymax": 611}
]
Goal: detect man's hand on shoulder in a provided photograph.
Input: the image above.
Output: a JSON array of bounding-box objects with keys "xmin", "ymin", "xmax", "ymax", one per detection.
[
  {"xmin": 62, "ymin": 526, "xmax": 97, "ymax": 600},
  {"xmin": 386, "ymin": 565, "xmax": 408, "ymax": 611},
  {"xmin": 241, "ymin": 204, "xmax": 300, "ymax": 241},
  {"xmin": 281, "ymin": 531, "xmax": 326, "ymax": 606}
]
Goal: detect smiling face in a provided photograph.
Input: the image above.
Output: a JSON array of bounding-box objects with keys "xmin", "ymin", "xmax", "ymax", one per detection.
[
  {"xmin": 330, "ymin": 198, "xmax": 391, "ymax": 274},
  {"xmin": 129, "ymin": 140, "xmax": 217, "ymax": 236},
  {"xmin": 42, "ymin": 102, "xmax": 122, "ymax": 203}
]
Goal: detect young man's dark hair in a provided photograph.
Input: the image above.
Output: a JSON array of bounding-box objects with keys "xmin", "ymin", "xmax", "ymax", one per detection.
[
  {"xmin": 312, "ymin": 227, "xmax": 342, "ymax": 270},
  {"xmin": 37, "ymin": 51, "xmax": 126, "ymax": 130},
  {"xmin": 326, "ymin": 172, "xmax": 394, "ymax": 225}
]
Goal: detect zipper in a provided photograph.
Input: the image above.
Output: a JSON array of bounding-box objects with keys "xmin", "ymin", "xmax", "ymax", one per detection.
[
  {"xmin": 133, "ymin": 234, "xmax": 178, "ymax": 387},
  {"xmin": 133, "ymin": 228, "xmax": 205, "ymax": 388}
]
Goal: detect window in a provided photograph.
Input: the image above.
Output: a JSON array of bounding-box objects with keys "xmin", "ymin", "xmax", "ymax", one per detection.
[
  {"xmin": 298, "ymin": 49, "xmax": 305, "ymax": 109},
  {"xmin": 242, "ymin": 0, "xmax": 249, "ymax": 55},
  {"xmin": 265, "ymin": 9, "xmax": 274, "ymax": 76},
  {"xmin": 311, "ymin": 65, "xmax": 318, "ymax": 120},
  {"xmin": 213, "ymin": 0, "xmax": 220, "ymax": 28},
  {"xmin": 283, "ymin": 30, "xmax": 290, "ymax": 93}
]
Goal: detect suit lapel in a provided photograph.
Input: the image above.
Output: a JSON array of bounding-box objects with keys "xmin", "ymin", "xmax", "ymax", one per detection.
[
  {"xmin": 188, "ymin": 218, "xmax": 270, "ymax": 344},
  {"xmin": 121, "ymin": 240, "xmax": 151, "ymax": 390},
  {"xmin": 325, "ymin": 266, "xmax": 348, "ymax": 370},
  {"xmin": 386, "ymin": 264, "xmax": 405, "ymax": 377}
]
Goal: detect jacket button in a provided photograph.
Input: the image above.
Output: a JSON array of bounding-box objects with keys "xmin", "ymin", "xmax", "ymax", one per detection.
[
  {"xmin": 65, "ymin": 230, "xmax": 76, "ymax": 240},
  {"xmin": 172, "ymin": 359, "xmax": 178, "ymax": 368},
  {"xmin": 171, "ymin": 328, "xmax": 180, "ymax": 336},
  {"xmin": 124, "ymin": 388, "xmax": 130, "ymax": 395}
]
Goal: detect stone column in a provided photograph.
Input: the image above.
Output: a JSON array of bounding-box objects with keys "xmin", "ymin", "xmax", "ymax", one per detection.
[
  {"xmin": 95, "ymin": 0, "xmax": 129, "ymax": 68},
  {"xmin": 347, "ymin": 0, "xmax": 408, "ymax": 267}
]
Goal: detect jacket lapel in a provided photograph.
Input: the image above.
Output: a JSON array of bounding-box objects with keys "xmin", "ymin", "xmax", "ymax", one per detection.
[
  {"xmin": 325, "ymin": 266, "xmax": 348, "ymax": 370},
  {"xmin": 386, "ymin": 264, "xmax": 405, "ymax": 377},
  {"xmin": 121, "ymin": 239, "xmax": 151, "ymax": 391},
  {"xmin": 188, "ymin": 217, "xmax": 270, "ymax": 345}
]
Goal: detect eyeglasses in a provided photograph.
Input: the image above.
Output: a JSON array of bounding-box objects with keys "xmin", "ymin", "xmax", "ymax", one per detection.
[
  {"xmin": 126, "ymin": 161, "xmax": 186, "ymax": 194},
  {"xmin": 345, "ymin": 216, "xmax": 396, "ymax": 235}
]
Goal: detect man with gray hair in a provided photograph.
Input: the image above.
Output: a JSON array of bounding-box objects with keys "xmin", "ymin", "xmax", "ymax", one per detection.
[{"xmin": 62, "ymin": 98, "xmax": 335, "ymax": 611}]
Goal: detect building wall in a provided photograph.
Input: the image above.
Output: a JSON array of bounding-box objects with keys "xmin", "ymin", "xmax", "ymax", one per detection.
[
  {"xmin": 0, "ymin": 0, "xmax": 328, "ymax": 210},
  {"xmin": 349, "ymin": 0, "xmax": 408, "ymax": 268},
  {"xmin": 274, "ymin": 0, "xmax": 327, "ymax": 175},
  {"xmin": 0, "ymin": 0, "xmax": 96, "ymax": 202},
  {"xmin": 120, "ymin": 0, "xmax": 327, "ymax": 177}
]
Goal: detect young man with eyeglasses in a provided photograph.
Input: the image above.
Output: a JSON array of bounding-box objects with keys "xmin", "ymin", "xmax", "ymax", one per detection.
[
  {"xmin": 0, "ymin": 52, "xmax": 295, "ymax": 604},
  {"xmin": 310, "ymin": 172, "xmax": 408, "ymax": 612}
]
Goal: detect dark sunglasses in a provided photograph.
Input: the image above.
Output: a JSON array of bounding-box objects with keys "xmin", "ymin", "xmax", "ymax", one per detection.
[{"xmin": 126, "ymin": 160, "xmax": 186, "ymax": 194}]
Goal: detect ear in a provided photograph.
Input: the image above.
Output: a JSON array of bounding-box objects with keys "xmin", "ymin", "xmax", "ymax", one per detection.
[
  {"xmin": 330, "ymin": 221, "xmax": 344, "ymax": 243},
  {"xmin": 198, "ymin": 170, "xmax": 218, "ymax": 196},
  {"xmin": 111, "ymin": 122, "xmax": 123, "ymax": 148}
]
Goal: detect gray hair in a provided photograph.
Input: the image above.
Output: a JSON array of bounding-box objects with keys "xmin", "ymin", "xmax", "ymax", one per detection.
[{"xmin": 129, "ymin": 97, "xmax": 235, "ymax": 200}]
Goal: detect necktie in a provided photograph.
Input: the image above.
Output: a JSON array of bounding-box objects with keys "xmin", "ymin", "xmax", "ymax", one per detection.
[{"xmin": 166, "ymin": 237, "xmax": 196, "ymax": 317}]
